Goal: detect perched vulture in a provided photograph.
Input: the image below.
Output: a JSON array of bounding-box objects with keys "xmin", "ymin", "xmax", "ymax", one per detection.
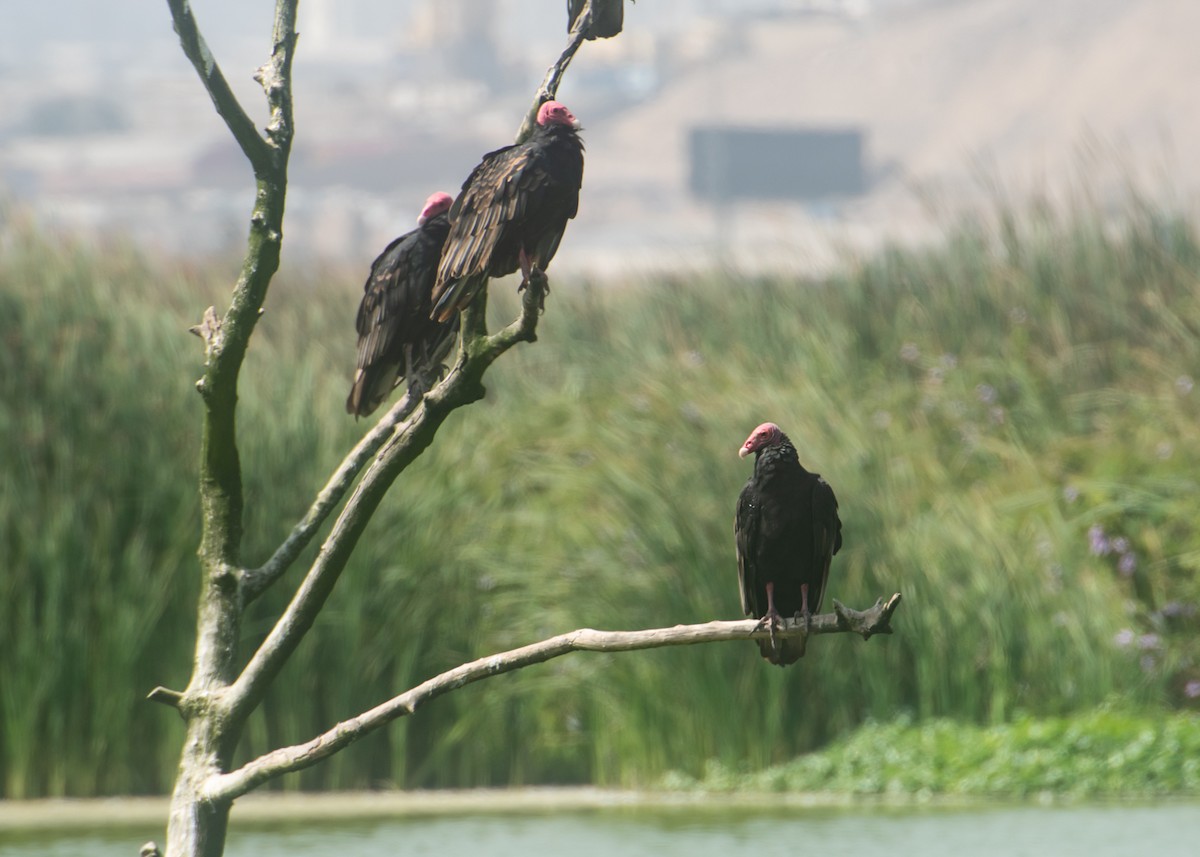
[
  {"xmin": 430, "ymin": 100, "xmax": 584, "ymax": 322},
  {"xmin": 346, "ymin": 192, "xmax": 457, "ymax": 417},
  {"xmin": 568, "ymin": 0, "xmax": 625, "ymax": 40},
  {"xmin": 735, "ymin": 422, "xmax": 842, "ymax": 665}
]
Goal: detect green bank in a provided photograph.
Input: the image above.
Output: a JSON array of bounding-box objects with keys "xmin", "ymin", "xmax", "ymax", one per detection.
[{"xmin": 1, "ymin": 200, "xmax": 1197, "ymax": 798}]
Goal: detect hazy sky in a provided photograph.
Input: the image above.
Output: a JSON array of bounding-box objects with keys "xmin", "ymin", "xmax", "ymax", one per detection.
[{"xmin": 0, "ymin": 1, "xmax": 925, "ymax": 65}]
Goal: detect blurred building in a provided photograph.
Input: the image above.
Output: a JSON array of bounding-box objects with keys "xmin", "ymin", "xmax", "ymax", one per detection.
[{"xmin": 0, "ymin": 0, "xmax": 1197, "ymax": 275}]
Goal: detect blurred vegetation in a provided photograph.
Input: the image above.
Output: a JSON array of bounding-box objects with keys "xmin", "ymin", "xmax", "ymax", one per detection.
[
  {"xmin": 668, "ymin": 707, "xmax": 1200, "ymax": 798},
  {"xmin": 1, "ymin": 198, "xmax": 1198, "ymax": 799}
]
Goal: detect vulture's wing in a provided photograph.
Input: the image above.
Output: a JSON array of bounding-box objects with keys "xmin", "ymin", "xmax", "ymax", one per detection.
[
  {"xmin": 347, "ymin": 217, "xmax": 449, "ymax": 416},
  {"xmin": 432, "ymin": 137, "xmax": 577, "ymax": 320},
  {"xmin": 808, "ymin": 475, "xmax": 842, "ymax": 615},
  {"xmin": 347, "ymin": 233, "xmax": 420, "ymax": 415},
  {"xmin": 735, "ymin": 478, "xmax": 761, "ymax": 617},
  {"xmin": 430, "ymin": 144, "xmax": 525, "ymax": 320}
]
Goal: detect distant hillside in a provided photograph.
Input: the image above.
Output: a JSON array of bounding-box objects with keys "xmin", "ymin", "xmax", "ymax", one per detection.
[{"xmin": 574, "ymin": 0, "xmax": 1200, "ymax": 273}]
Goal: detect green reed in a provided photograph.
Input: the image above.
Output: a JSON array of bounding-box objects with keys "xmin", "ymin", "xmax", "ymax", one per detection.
[{"xmin": 1, "ymin": 199, "xmax": 1197, "ymax": 797}]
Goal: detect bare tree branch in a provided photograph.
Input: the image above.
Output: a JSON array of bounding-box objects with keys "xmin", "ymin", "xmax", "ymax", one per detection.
[
  {"xmin": 241, "ymin": 255, "xmax": 546, "ymax": 602},
  {"xmin": 166, "ymin": 0, "xmax": 272, "ymax": 175},
  {"xmin": 243, "ymin": 260, "xmax": 544, "ymax": 601},
  {"xmin": 163, "ymin": 2, "xmax": 300, "ymax": 855},
  {"xmin": 225, "ymin": 283, "xmax": 546, "ymax": 723},
  {"xmin": 515, "ymin": 1, "xmax": 594, "ymax": 144},
  {"xmin": 243, "ymin": 390, "xmax": 421, "ymax": 600},
  {"xmin": 204, "ymin": 595, "xmax": 901, "ymax": 802},
  {"xmin": 181, "ymin": 0, "xmax": 298, "ymax": 594},
  {"xmin": 254, "ymin": 3, "xmax": 298, "ymax": 156}
]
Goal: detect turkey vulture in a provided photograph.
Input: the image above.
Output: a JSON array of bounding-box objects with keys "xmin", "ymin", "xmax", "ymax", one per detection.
[
  {"xmin": 735, "ymin": 422, "xmax": 842, "ymax": 665},
  {"xmin": 430, "ymin": 100, "xmax": 585, "ymax": 321},
  {"xmin": 568, "ymin": 0, "xmax": 625, "ymax": 39},
  {"xmin": 346, "ymin": 191, "xmax": 458, "ymax": 417}
]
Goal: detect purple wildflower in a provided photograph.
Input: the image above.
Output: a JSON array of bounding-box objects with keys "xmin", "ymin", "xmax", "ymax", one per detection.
[
  {"xmin": 1089, "ymin": 525, "xmax": 1111, "ymax": 556},
  {"xmin": 1062, "ymin": 486, "xmax": 1079, "ymax": 503},
  {"xmin": 1118, "ymin": 552, "xmax": 1137, "ymax": 577},
  {"xmin": 1114, "ymin": 629, "xmax": 1135, "ymax": 648},
  {"xmin": 1112, "ymin": 537, "xmax": 1130, "ymax": 555},
  {"xmin": 976, "ymin": 384, "xmax": 998, "ymax": 404},
  {"xmin": 1137, "ymin": 633, "xmax": 1161, "ymax": 651},
  {"xmin": 1185, "ymin": 680, "xmax": 1200, "ymax": 700},
  {"xmin": 1160, "ymin": 602, "xmax": 1196, "ymax": 619}
]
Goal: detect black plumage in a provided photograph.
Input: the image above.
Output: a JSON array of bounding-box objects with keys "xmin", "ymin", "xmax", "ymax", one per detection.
[
  {"xmin": 346, "ymin": 194, "xmax": 457, "ymax": 417},
  {"xmin": 430, "ymin": 100, "xmax": 585, "ymax": 321},
  {"xmin": 568, "ymin": 0, "xmax": 625, "ymax": 39},
  {"xmin": 735, "ymin": 422, "xmax": 842, "ymax": 665}
]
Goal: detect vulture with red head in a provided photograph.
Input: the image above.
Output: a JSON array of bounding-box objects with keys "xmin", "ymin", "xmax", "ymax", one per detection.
[
  {"xmin": 430, "ymin": 100, "xmax": 585, "ymax": 321},
  {"xmin": 346, "ymin": 192, "xmax": 457, "ymax": 417},
  {"xmin": 735, "ymin": 422, "xmax": 843, "ymax": 665}
]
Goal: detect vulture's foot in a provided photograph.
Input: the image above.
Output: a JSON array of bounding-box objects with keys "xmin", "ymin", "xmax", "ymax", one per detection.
[
  {"xmin": 518, "ymin": 267, "xmax": 550, "ymax": 313},
  {"xmin": 753, "ymin": 608, "xmax": 783, "ymax": 656},
  {"xmin": 800, "ymin": 583, "xmax": 813, "ymax": 637}
]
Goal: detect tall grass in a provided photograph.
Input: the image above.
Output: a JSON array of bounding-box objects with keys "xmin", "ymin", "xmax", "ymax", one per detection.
[{"xmin": 1, "ymin": 200, "xmax": 1197, "ymax": 798}]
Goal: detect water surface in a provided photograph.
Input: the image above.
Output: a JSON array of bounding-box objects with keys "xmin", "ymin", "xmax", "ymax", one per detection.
[{"xmin": 2, "ymin": 802, "xmax": 1197, "ymax": 857}]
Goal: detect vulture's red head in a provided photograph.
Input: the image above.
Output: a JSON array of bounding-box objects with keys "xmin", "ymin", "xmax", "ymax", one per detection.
[
  {"xmin": 739, "ymin": 422, "xmax": 785, "ymax": 459},
  {"xmin": 417, "ymin": 191, "xmax": 453, "ymax": 225},
  {"xmin": 537, "ymin": 100, "xmax": 581, "ymax": 130}
]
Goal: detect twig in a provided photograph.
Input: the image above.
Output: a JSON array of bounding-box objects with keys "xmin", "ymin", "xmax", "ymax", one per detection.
[
  {"xmin": 187, "ymin": 306, "xmax": 223, "ymax": 362},
  {"xmin": 147, "ymin": 686, "xmax": 185, "ymax": 710},
  {"xmin": 204, "ymin": 594, "xmax": 900, "ymax": 801}
]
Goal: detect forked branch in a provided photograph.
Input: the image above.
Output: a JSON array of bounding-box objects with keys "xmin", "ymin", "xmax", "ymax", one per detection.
[
  {"xmin": 205, "ymin": 594, "xmax": 901, "ymax": 801},
  {"xmin": 244, "ymin": 389, "xmax": 422, "ymax": 600},
  {"xmin": 225, "ymin": 283, "xmax": 547, "ymax": 722}
]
